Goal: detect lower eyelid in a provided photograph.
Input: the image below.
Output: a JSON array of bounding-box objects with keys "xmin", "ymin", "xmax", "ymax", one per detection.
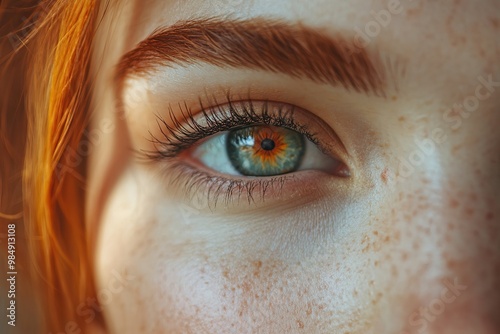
[{"xmin": 160, "ymin": 160, "xmax": 340, "ymax": 210}]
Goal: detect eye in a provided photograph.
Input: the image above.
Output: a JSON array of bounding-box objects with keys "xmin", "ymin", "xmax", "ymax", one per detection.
[
  {"xmin": 191, "ymin": 124, "xmax": 343, "ymax": 177},
  {"xmin": 143, "ymin": 98, "xmax": 350, "ymax": 204}
]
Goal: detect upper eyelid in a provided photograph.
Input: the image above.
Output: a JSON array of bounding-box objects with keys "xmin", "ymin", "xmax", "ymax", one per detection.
[
  {"xmin": 140, "ymin": 97, "xmax": 350, "ymax": 167},
  {"xmin": 143, "ymin": 99, "xmax": 307, "ymax": 159}
]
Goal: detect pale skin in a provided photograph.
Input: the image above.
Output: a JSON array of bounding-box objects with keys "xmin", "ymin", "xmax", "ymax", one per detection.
[{"xmin": 85, "ymin": 0, "xmax": 500, "ymax": 333}]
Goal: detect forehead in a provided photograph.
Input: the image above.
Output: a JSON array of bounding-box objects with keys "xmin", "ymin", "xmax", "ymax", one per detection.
[
  {"xmin": 119, "ymin": 0, "xmax": 499, "ymax": 95},
  {"xmin": 128, "ymin": 0, "xmax": 500, "ymax": 50}
]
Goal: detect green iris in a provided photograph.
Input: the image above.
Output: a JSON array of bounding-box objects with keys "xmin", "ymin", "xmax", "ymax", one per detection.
[{"xmin": 226, "ymin": 125, "xmax": 305, "ymax": 176}]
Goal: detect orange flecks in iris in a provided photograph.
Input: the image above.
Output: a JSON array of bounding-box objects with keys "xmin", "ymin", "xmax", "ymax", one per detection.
[{"xmin": 250, "ymin": 127, "xmax": 288, "ymax": 168}]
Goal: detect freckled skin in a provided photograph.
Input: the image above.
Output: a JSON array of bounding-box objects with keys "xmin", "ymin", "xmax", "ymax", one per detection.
[{"xmin": 87, "ymin": 0, "xmax": 500, "ymax": 333}]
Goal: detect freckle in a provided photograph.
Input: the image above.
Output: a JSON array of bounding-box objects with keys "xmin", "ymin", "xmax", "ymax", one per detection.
[
  {"xmin": 449, "ymin": 199, "xmax": 459, "ymax": 208},
  {"xmin": 446, "ymin": 259, "xmax": 459, "ymax": 269},
  {"xmin": 421, "ymin": 177, "xmax": 430, "ymax": 184},
  {"xmin": 417, "ymin": 193, "xmax": 427, "ymax": 200},
  {"xmin": 486, "ymin": 212, "xmax": 494, "ymax": 221},
  {"xmin": 417, "ymin": 203, "xmax": 428, "ymax": 211},
  {"xmin": 305, "ymin": 303, "xmax": 313, "ymax": 316},
  {"xmin": 391, "ymin": 265, "xmax": 398, "ymax": 278},
  {"xmin": 380, "ymin": 168, "xmax": 389, "ymax": 184},
  {"xmin": 297, "ymin": 320, "xmax": 304, "ymax": 329},
  {"xmin": 241, "ymin": 282, "xmax": 250, "ymax": 292},
  {"xmin": 464, "ymin": 207, "xmax": 474, "ymax": 216},
  {"xmin": 253, "ymin": 260, "xmax": 262, "ymax": 277},
  {"xmin": 490, "ymin": 17, "xmax": 499, "ymax": 29},
  {"xmin": 374, "ymin": 292, "xmax": 383, "ymax": 305}
]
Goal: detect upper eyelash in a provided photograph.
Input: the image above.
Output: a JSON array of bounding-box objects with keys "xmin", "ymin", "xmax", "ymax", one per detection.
[{"xmin": 142, "ymin": 94, "xmax": 320, "ymax": 161}]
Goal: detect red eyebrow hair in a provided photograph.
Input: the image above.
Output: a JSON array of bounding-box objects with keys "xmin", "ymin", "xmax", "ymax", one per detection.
[{"xmin": 115, "ymin": 17, "xmax": 387, "ymax": 96}]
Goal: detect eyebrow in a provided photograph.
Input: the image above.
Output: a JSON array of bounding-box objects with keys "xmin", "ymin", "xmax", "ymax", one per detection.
[{"xmin": 115, "ymin": 17, "xmax": 388, "ymax": 96}]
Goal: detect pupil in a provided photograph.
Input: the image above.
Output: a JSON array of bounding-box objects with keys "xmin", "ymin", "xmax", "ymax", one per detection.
[{"xmin": 261, "ymin": 138, "xmax": 275, "ymax": 151}]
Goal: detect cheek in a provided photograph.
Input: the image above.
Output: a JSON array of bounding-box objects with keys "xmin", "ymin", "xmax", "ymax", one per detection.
[
  {"xmin": 93, "ymin": 165, "xmax": 500, "ymax": 334},
  {"xmin": 92, "ymin": 169, "xmax": 384, "ymax": 333},
  {"xmin": 97, "ymin": 244, "xmax": 388, "ymax": 333},
  {"xmin": 376, "ymin": 176, "xmax": 500, "ymax": 333}
]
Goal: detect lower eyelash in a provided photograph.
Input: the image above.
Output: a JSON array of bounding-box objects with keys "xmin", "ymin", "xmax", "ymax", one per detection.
[{"xmin": 165, "ymin": 160, "xmax": 295, "ymax": 208}]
